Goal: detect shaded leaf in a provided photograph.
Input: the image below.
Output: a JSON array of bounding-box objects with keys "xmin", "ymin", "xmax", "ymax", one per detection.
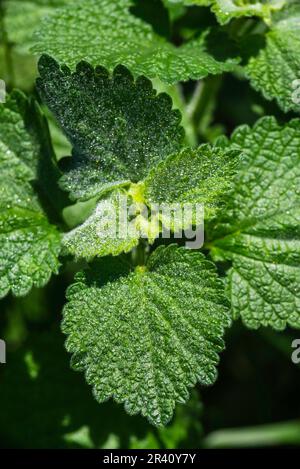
[{"xmin": 144, "ymin": 145, "xmax": 240, "ymax": 227}]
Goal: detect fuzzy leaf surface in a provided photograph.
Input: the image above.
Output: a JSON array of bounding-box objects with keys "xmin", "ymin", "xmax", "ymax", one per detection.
[
  {"xmin": 144, "ymin": 145, "xmax": 240, "ymax": 227},
  {"xmin": 169, "ymin": 0, "xmax": 286, "ymax": 24},
  {"xmin": 37, "ymin": 56, "xmax": 184, "ymax": 201},
  {"xmin": 210, "ymin": 117, "xmax": 300, "ymax": 330},
  {"xmin": 63, "ymin": 245, "xmax": 230, "ymax": 426},
  {"xmin": 32, "ymin": 0, "xmax": 239, "ymax": 84},
  {"xmin": 0, "ymin": 91, "xmax": 42, "ymax": 178}
]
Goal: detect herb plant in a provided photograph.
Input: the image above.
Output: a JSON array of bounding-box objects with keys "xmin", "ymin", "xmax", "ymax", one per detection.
[{"xmin": 0, "ymin": 0, "xmax": 300, "ymax": 442}]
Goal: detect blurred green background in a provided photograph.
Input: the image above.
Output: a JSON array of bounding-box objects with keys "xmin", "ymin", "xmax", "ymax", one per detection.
[{"xmin": 0, "ymin": 0, "xmax": 300, "ymax": 449}]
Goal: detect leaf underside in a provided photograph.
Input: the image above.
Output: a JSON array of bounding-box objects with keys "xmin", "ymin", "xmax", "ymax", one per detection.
[
  {"xmin": 212, "ymin": 0, "xmax": 286, "ymax": 25},
  {"xmin": 37, "ymin": 55, "xmax": 184, "ymax": 201},
  {"xmin": 62, "ymin": 189, "xmax": 139, "ymax": 260}
]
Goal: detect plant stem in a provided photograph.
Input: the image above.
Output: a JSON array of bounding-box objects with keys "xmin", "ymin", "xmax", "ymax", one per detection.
[
  {"xmin": 188, "ymin": 75, "xmax": 222, "ymax": 141},
  {"xmin": 151, "ymin": 78, "xmax": 198, "ymax": 147},
  {"xmin": 131, "ymin": 240, "xmax": 149, "ymax": 267},
  {"xmin": 203, "ymin": 420, "xmax": 300, "ymax": 448}
]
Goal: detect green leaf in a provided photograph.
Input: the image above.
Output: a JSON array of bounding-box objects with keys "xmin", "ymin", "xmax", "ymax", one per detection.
[
  {"xmin": 0, "ymin": 90, "xmax": 68, "ymax": 212},
  {"xmin": 211, "ymin": 0, "xmax": 285, "ymax": 25},
  {"xmin": 210, "ymin": 117, "xmax": 300, "ymax": 330},
  {"xmin": 0, "ymin": 93, "xmax": 61, "ymax": 298},
  {"xmin": 144, "ymin": 145, "xmax": 240, "ymax": 227},
  {"xmin": 32, "ymin": 0, "xmax": 239, "ymax": 84},
  {"xmin": 3, "ymin": 0, "xmax": 68, "ymax": 52},
  {"xmin": 246, "ymin": 2, "xmax": 300, "ymax": 112},
  {"xmin": 37, "ymin": 55, "xmax": 184, "ymax": 201},
  {"xmin": 63, "ymin": 244, "xmax": 230, "ymax": 426}
]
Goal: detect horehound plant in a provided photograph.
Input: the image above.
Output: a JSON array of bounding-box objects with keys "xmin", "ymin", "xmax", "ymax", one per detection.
[{"xmin": 0, "ymin": 0, "xmax": 300, "ymax": 428}]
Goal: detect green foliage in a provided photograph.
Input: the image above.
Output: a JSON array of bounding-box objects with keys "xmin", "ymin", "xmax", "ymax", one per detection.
[
  {"xmin": 167, "ymin": 0, "xmax": 286, "ymax": 24},
  {"xmin": 0, "ymin": 92, "xmax": 61, "ymax": 298},
  {"xmin": 32, "ymin": 0, "xmax": 239, "ymax": 83},
  {"xmin": 210, "ymin": 117, "xmax": 300, "ymax": 330},
  {"xmin": 0, "ymin": 91, "xmax": 43, "ymax": 177},
  {"xmin": 211, "ymin": 0, "xmax": 286, "ymax": 25},
  {"xmin": 63, "ymin": 245, "xmax": 230, "ymax": 426},
  {"xmin": 3, "ymin": 0, "xmax": 67, "ymax": 52},
  {"xmin": 0, "ymin": 326, "xmax": 202, "ymax": 448},
  {"xmin": 246, "ymin": 2, "xmax": 300, "ymax": 112},
  {"xmin": 1, "ymin": 0, "xmax": 300, "ymax": 443},
  {"xmin": 38, "ymin": 56, "xmax": 239, "ymax": 258},
  {"xmin": 144, "ymin": 145, "xmax": 240, "ymax": 222},
  {"xmin": 62, "ymin": 189, "xmax": 140, "ymax": 260}
]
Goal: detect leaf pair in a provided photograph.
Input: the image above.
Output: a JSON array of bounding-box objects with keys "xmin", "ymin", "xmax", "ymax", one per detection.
[{"xmin": 36, "ymin": 55, "xmax": 238, "ymax": 259}]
